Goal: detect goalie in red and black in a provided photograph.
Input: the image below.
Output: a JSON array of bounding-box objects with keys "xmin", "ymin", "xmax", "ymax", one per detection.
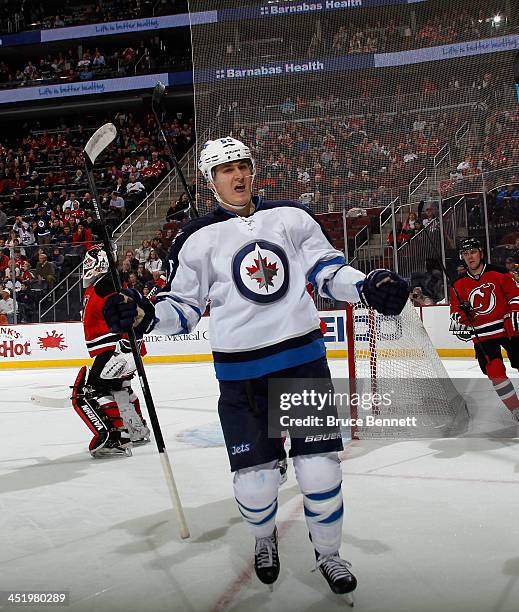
[
  {"xmin": 71, "ymin": 245, "xmax": 151, "ymax": 458},
  {"xmin": 450, "ymin": 238, "xmax": 519, "ymax": 421}
]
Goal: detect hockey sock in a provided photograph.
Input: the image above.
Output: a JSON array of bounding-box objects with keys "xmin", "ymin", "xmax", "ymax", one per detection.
[
  {"xmin": 234, "ymin": 460, "xmax": 279, "ymax": 538},
  {"xmin": 492, "ymin": 379, "xmax": 519, "ymax": 411},
  {"xmin": 486, "ymin": 358, "xmax": 519, "ymax": 412},
  {"xmin": 294, "ymin": 452, "xmax": 343, "ymax": 556}
]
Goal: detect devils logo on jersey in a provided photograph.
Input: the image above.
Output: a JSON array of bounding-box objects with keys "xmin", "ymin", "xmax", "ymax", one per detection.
[
  {"xmin": 469, "ymin": 283, "xmax": 496, "ymax": 316},
  {"xmin": 232, "ymin": 240, "xmax": 289, "ymax": 304}
]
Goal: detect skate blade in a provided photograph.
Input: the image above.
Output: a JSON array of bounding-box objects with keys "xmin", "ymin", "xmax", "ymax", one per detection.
[
  {"xmin": 343, "ymin": 592, "xmax": 355, "ymax": 607},
  {"xmin": 91, "ymin": 445, "xmax": 132, "ymax": 458},
  {"xmin": 131, "ymin": 436, "xmax": 151, "ymax": 445}
]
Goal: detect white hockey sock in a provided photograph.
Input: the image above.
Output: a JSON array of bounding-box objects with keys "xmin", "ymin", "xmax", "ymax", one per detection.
[
  {"xmin": 294, "ymin": 453, "xmax": 344, "ymax": 556},
  {"xmin": 234, "ymin": 460, "xmax": 280, "ymax": 539}
]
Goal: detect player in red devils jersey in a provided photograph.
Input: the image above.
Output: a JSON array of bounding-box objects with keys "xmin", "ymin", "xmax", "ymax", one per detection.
[
  {"xmin": 71, "ymin": 245, "xmax": 150, "ymax": 457},
  {"xmin": 450, "ymin": 238, "xmax": 519, "ymax": 421}
]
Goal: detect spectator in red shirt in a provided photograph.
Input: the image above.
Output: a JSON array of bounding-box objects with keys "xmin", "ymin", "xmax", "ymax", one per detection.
[{"xmin": 72, "ymin": 223, "xmax": 93, "ymax": 253}]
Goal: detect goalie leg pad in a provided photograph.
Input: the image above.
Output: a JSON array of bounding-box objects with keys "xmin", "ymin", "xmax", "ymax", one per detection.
[
  {"xmin": 114, "ymin": 385, "xmax": 150, "ymax": 443},
  {"xmin": 72, "ymin": 366, "xmax": 131, "ymax": 456},
  {"xmin": 72, "ymin": 366, "xmax": 112, "ymax": 454},
  {"xmin": 234, "ymin": 460, "xmax": 279, "ymax": 538},
  {"xmin": 126, "ymin": 384, "xmax": 143, "ymax": 417},
  {"xmin": 294, "ymin": 452, "xmax": 343, "ymax": 556},
  {"xmin": 72, "ymin": 366, "xmax": 110, "ymax": 438}
]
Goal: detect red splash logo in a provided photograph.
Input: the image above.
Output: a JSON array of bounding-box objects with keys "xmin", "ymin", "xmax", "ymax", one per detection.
[{"xmin": 38, "ymin": 330, "xmax": 67, "ymax": 351}]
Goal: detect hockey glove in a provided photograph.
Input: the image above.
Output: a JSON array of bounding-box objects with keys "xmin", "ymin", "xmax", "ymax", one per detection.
[
  {"xmin": 103, "ymin": 289, "xmax": 157, "ymax": 338},
  {"xmin": 357, "ymin": 269, "xmax": 409, "ymax": 316},
  {"xmin": 452, "ymin": 302, "xmax": 474, "ymax": 327},
  {"xmin": 504, "ymin": 312, "xmax": 519, "ymax": 338},
  {"xmin": 451, "ymin": 311, "xmax": 469, "ymax": 328}
]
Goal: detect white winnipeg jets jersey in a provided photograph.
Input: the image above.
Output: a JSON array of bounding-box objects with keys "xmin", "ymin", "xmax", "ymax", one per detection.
[{"xmin": 153, "ymin": 197, "xmax": 365, "ymax": 380}]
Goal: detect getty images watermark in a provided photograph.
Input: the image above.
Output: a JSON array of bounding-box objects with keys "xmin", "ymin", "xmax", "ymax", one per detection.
[{"xmin": 267, "ymin": 378, "xmax": 419, "ymax": 439}]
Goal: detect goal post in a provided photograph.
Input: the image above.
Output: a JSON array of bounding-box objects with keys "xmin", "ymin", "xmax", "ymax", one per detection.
[{"xmin": 345, "ymin": 301, "xmax": 469, "ymax": 440}]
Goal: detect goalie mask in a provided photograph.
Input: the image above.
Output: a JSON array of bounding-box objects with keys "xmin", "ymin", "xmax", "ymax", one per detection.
[
  {"xmin": 198, "ymin": 138, "xmax": 256, "ymax": 209},
  {"xmin": 83, "ymin": 245, "xmax": 110, "ymax": 287}
]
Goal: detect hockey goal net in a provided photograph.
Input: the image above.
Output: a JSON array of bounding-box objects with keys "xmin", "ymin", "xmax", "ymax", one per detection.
[{"xmin": 345, "ymin": 301, "xmax": 468, "ymax": 439}]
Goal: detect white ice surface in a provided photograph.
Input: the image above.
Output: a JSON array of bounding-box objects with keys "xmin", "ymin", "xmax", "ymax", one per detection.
[{"xmin": 1, "ymin": 359, "xmax": 519, "ymax": 612}]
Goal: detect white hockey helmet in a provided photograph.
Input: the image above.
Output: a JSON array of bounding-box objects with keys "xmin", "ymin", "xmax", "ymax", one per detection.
[
  {"xmin": 198, "ymin": 137, "xmax": 256, "ymax": 183},
  {"xmin": 83, "ymin": 244, "xmax": 110, "ymax": 287}
]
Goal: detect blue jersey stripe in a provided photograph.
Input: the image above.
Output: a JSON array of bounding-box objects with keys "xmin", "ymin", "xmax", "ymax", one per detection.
[
  {"xmin": 308, "ymin": 256, "xmax": 346, "ymax": 289},
  {"xmin": 213, "ymin": 338, "xmax": 326, "ymax": 381}
]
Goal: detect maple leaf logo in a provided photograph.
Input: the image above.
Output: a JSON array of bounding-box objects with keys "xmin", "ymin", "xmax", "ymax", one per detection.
[
  {"xmin": 246, "ymin": 248, "xmax": 278, "ymax": 291},
  {"xmin": 38, "ymin": 330, "xmax": 67, "ymax": 351}
]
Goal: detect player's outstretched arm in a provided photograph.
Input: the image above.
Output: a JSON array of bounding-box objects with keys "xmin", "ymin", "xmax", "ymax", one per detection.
[{"xmin": 292, "ymin": 207, "xmax": 408, "ymax": 315}]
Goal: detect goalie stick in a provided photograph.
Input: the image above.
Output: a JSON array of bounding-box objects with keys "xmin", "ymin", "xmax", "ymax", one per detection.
[
  {"xmin": 84, "ymin": 123, "xmax": 190, "ymax": 539},
  {"xmin": 31, "ymin": 394, "xmax": 69, "ymax": 408},
  {"xmin": 151, "ymin": 81, "xmax": 199, "ymax": 218}
]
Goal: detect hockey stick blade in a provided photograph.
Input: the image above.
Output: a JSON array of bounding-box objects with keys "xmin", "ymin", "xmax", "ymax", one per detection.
[
  {"xmin": 152, "ymin": 81, "xmax": 166, "ymax": 106},
  {"xmin": 84, "ymin": 123, "xmax": 117, "ymax": 165},
  {"xmin": 31, "ymin": 394, "xmax": 69, "ymax": 408}
]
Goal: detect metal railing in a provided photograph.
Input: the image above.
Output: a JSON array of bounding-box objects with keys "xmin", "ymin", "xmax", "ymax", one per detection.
[
  {"xmin": 114, "ymin": 140, "xmax": 200, "ymax": 252},
  {"xmin": 396, "ymin": 195, "xmax": 466, "ymax": 288},
  {"xmin": 455, "ymin": 121, "xmax": 470, "ymax": 148},
  {"xmin": 236, "ymin": 86, "xmax": 484, "ymax": 125},
  {"xmin": 408, "ymin": 168, "xmax": 427, "ymax": 202},
  {"xmin": 38, "ymin": 259, "xmax": 84, "ymax": 322}
]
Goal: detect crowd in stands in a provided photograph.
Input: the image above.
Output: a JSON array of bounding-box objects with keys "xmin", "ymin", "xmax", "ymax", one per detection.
[
  {"xmin": 326, "ymin": 7, "xmax": 510, "ymax": 57},
  {"xmin": 222, "ymin": 3, "xmax": 512, "ymax": 66},
  {"xmin": 0, "ymin": 37, "xmax": 189, "ymax": 90},
  {"xmin": 0, "ymin": 0, "xmax": 186, "ymax": 35},
  {"xmin": 230, "ymin": 105, "xmax": 472, "ymax": 211},
  {"xmin": 0, "ymin": 109, "xmax": 195, "ymax": 322}
]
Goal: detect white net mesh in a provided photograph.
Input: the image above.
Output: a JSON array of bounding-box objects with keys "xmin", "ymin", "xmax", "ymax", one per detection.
[{"xmin": 347, "ymin": 301, "xmax": 468, "ymax": 438}]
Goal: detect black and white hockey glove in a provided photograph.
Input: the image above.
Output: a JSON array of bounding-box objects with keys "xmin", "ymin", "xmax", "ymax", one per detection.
[
  {"xmin": 103, "ymin": 289, "xmax": 157, "ymax": 338},
  {"xmin": 451, "ymin": 302, "xmax": 474, "ymax": 327},
  {"xmin": 358, "ymin": 269, "xmax": 409, "ymax": 316}
]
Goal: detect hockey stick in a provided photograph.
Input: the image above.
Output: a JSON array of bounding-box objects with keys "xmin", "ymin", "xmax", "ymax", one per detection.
[
  {"xmin": 151, "ymin": 81, "xmax": 199, "ymax": 218},
  {"xmin": 420, "ymin": 224, "xmax": 489, "ymax": 362},
  {"xmin": 84, "ymin": 123, "xmax": 190, "ymax": 539},
  {"xmin": 31, "ymin": 394, "xmax": 69, "ymax": 408}
]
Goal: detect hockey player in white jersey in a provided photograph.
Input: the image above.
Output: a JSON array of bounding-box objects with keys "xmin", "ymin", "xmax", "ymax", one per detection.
[{"xmin": 104, "ymin": 137, "xmax": 408, "ymax": 596}]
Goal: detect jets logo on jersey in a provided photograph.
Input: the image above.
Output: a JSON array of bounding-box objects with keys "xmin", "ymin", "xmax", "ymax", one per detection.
[
  {"xmin": 469, "ymin": 283, "xmax": 496, "ymax": 316},
  {"xmin": 232, "ymin": 240, "xmax": 289, "ymax": 304}
]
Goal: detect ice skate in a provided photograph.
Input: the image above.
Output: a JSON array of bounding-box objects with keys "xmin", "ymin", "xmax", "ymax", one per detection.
[
  {"xmin": 90, "ymin": 430, "xmax": 132, "ymax": 458},
  {"xmin": 314, "ymin": 550, "xmax": 357, "ymax": 606},
  {"xmin": 254, "ymin": 527, "xmax": 280, "ymax": 590}
]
